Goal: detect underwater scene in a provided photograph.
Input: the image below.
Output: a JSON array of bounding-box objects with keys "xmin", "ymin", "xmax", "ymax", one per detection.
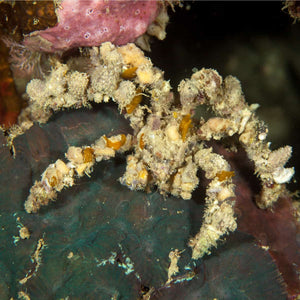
[{"xmin": 0, "ymin": 1, "xmax": 299, "ymax": 299}]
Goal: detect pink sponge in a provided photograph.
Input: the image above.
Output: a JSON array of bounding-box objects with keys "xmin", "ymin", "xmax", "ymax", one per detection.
[{"xmin": 23, "ymin": 0, "xmax": 160, "ymax": 53}]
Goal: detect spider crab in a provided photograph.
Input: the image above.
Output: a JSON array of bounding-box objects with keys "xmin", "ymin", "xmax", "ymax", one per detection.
[{"xmin": 16, "ymin": 42, "xmax": 294, "ymax": 259}]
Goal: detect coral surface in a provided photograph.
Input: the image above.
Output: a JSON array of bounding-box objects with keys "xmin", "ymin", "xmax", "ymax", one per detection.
[{"xmin": 0, "ymin": 106, "xmax": 292, "ymax": 299}]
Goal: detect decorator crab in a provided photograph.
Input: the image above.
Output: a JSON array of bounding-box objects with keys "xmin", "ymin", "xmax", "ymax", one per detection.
[{"xmin": 12, "ymin": 42, "xmax": 294, "ymax": 259}]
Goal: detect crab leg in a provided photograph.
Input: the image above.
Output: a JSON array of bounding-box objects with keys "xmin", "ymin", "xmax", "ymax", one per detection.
[
  {"xmin": 189, "ymin": 147, "xmax": 237, "ymax": 259},
  {"xmin": 25, "ymin": 133, "xmax": 132, "ymax": 213}
]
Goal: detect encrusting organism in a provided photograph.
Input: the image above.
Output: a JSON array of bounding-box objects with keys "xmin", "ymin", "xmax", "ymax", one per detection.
[
  {"xmin": 22, "ymin": 0, "xmax": 168, "ymax": 53},
  {"xmin": 14, "ymin": 42, "xmax": 294, "ymax": 260}
]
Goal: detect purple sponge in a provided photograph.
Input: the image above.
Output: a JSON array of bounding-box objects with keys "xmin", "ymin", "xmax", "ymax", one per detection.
[{"xmin": 23, "ymin": 0, "xmax": 160, "ymax": 52}]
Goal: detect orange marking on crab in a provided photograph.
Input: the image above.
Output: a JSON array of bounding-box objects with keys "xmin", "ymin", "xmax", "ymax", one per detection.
[
  {"xmin": 49, "ymin": 176, "xmax": 57, "ymax": 187},
  {"xmin": 216, "ymin": 170, "xmax": 235, "ymax": 182},
  {"xmin": 121, "ymin": 66, "xmax": 138, "ymax": 79},
  {"xmin": 104, "ymin": 134, "xmax": 126, "ymax": 150},
  {"xmin": 126, "ymin": 88, "xmax": 142, "ymax": 114},
  {"xmin": 83, "ymin": 147, "xmax": 95, "ymax": 163},
  {"xmin": 179, "ymin": 114, "xmax": 192, "ymax": 141},
  {"xmin": 139, "ymin": 133, "xmax": 145, "ymax": 150}
]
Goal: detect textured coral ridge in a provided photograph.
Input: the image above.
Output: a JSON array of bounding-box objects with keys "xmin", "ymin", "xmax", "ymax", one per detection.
[
  {"xmin": 22, "ymin": 42, "xmax": 294, "ymax": 260},
  {"xmin": 23, "ymin": 0, "xmax": 162, "ymax": 52}
]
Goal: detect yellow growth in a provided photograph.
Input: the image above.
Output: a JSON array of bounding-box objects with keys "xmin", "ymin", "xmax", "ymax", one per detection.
[
  {"xmin": 126, "ymin": 88, "xmax": 142, "ymax": 114},
  {"xmin": 18, "ymin": 291, "xmax": 31, "ymax": 300},
  {"xmin": 117, "ymin": 43, "xmax": 149, "ymax": 68},
  {"xmin": 104, "ymin": 134, "xmax": 126, "ymax": 150},
  {"xmin": 121, "ymin": 66, "xmax": 137, "ymax": 79},
  {"xmin": 216, "ymin": 170, "xmax": 235, "ymax": 182},
  {"xmin": 19, "ymin": 226, "xmax": 30, "ymax": 239},
  {"xmin": 139, "ymin": 169, "xmax": 148, "ymax": 181},
  {"xmin": 179, "ymin": 114, "xmax": 192, "ymax": 141}
]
